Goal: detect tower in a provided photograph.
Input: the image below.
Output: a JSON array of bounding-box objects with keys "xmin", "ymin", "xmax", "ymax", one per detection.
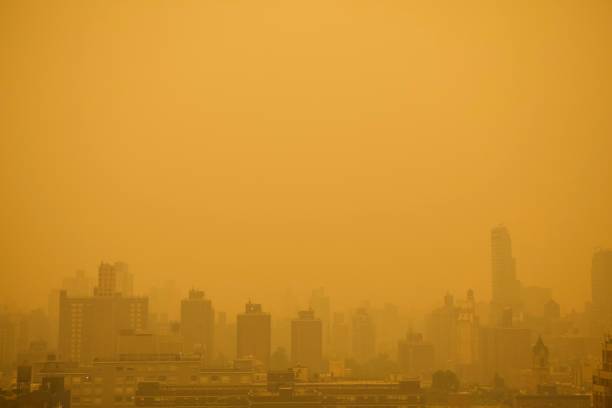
[
  {"xmin": 291, "ymin": 310, "xmax": 322, "ymax": 374},
  {"xmin": 490, "ymin": 226, "xmax": 522, "ymax": 323},
  {"xmin": 351, "ymin": 308, "xmax": 375, "ymax": 363},
  {"xmin": 237, "ymin": 302, "xmax": 271, "ymax": 368},
  {"xmin": 180, "ymin": 289, "xmax": 215, "ymax": 364}
]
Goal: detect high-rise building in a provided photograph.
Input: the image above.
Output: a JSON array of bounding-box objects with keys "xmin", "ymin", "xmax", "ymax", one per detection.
[
  {"xmin": 0, "ymin": 312, "xmax": 17, "ymax": 369},
  {"xmin": 592, "ymin": 249, "xmax": 612, "ymax": 320},
  {"xmin": 93, "ymin": 262, "xmax": 133, "ymax": 297},
  {"xmin": 237, "ymin": 302, "xmax": 271, "ymax": 368},
  {"xmin": 180, "ymin": 289, "xmax": 214, "ymax": 363},
  {"xmin": 426, "ymin": 294, "xmax": 458, "ymax": 369},
  {"xmin": 397, "ymin": 332, "xmax": 434, "ymax": 379},
  {"xmin": 331, "ymin": 312, "xmax": 350, "ymax": 359},
  {"xmin": 291, "ymin": 310, "xmax": 322, "ymax": 374},
  {"xmin": 58, "ymin": 291, "xmax": 148, "ymax": 362},
  {"xmin": 58, "ymin": 262, "xmax": 147, "ymax": 362},
  {"xmin": 309, "ymin": 288, "xmax": 331, "ymax": 354},
  {"xmin": 454, "ymin": 289, "xmax": 480, "ymax": 373},
  {"xmin": 479, "ymin": 325, "xmax": 531, "ymax": 387},
  {"xmin": 214, "ymin": 311, "xmax": 236, "ymax": 362},
  {"xmin": 352, "ymin": 308, "xmax": 376, "ymax": 363},
  {"xmin": 491, "ymin": 226, "xmax": 522, "ymax": 322}
]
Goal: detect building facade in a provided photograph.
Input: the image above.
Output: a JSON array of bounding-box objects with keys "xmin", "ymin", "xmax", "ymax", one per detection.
[{"xmin": 236, "ymin": 302, "xmax": 271, "ymax": 368}]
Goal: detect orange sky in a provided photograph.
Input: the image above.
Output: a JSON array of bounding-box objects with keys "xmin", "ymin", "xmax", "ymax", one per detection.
[{"xmin": 1, "ymin": 0, "xmax": 611, "ymax": 315}]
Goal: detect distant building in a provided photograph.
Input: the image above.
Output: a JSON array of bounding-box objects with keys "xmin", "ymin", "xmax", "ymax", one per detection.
[
  {"xmin": 397, "ymin": 332, "xmax": 434, "ymax": 379},
  {"xmin": 426, "ymin": 294, "xmax": 457, "ymax": 369},
  {"xmin": 58, "ymin": 263, "xmax": 147, "ymax": 362},
  {"xmin": 214, "ymin": 311, "xmax": 236, "ymax": 362},
  {"xmin": 592, "ymin": 249, "xmax": 612, "ymax": 323},
  {"xmin": 291, "ymin": 310, "xmax": 322, "ymax": 374},
  {"xmin": 543, "ymin": 299, "xmax": 561, "ymax": 320},
  {"xmin": 62, "ymin": 270, "xmax": 93, "ymax": 297},
  {"xmin": 31, "ymin": 354, "xmax": 248, "ymax": 407},
  {"xmin": 0, "ymin": 313, "xmax": 17, "ymax": 369},
  {"xmin": 93, "ymin": 262, "xmax": 133, "ymax": 297},
  {"xmin": 521, "ymin": 286, "xmax": 553, "ymax": 318},
  {"xmin": 309, "ymin": 288, "xmax": 331, "ymax": 354},
  {"xmin": 113, "ymin": 262, "xmax": 133, "ymax": 297},
  {"xmin": 593, "ymin": 335, "xmax": 612, "ymax": 408},
  {"xmin": 330, "ymin": 312, "xmax": 350, "ymax": 359},
  {"xmin": 237, "ymin": 302, "xmax": 271, "ymax": 368},
  {"xmin": 351, "ymin": 308, "xmax": 376, "ymax": 363},
  {"xmin": 0, "ymin": 375, "xmax": 71, "ymax": 408},
  {"xmin": 180, "ymin": 289, "xmax": 215, "ymax": 364},
  {"xmin": 455, "ymin": 290, "xmax": 480, "ymax": 381},
  {"xmin": 479, "ymin": 325, "xmax": 531, "ymax": 387},
  {"xmin": 133, "ymin": 379, "xmax": 425, "ymax": 407},
  {"xmin": 520, "ymin": 336, "xmax": 551, "ymax": 392},
  {"xmin": 514, "ymin": 393, "xmax": 591, "ymax": 408},
  {"xmin": 490, "ymin": 226, "xmax": 522, "ymax": 323}
]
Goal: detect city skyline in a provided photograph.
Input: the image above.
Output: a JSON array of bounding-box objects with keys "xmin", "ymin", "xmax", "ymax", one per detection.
[
  {"xmin": 1, "ymin": 226, "xmax": 610, "ymax": 315},
  {"xmin": 1, "ymin": 1, "xmax": 611, "ymax": 406}
]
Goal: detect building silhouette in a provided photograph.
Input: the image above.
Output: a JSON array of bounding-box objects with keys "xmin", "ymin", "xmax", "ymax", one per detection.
[
  {"xmin": 593, "ymin": 335, "xmax": 612, "ymax": 408},
  {"xmin": 592, "ymin": 249, "xmax": 612, "ymax": 323},
  {"xmin": 479, "ymin": 323, "xmax": 531, "ymax": 387},
  {"xmin": 351, "ymin": 308, "xmax": 376, "ymax": 363},
  {"xmin": 455, "ymin": 290, "xmax": 480, "ymax": 381},
  {"xmin": 490, "ymin": 226, "xmax": 522, "ymax": 323},
  {"xmin": 61, "ymin": 270, "xmax": 92, "ymax": 297},
  {"xmin": 236, "ymin": 302, "xmax": 271, "ymax": 368},
  {"xmin": 309, "ymin": 288, "xmax": 331, "ymax": 355},
  {"xmin": 397, "ymin": 332, "xmax": 434, "ymax": 379},
  {"xmin": 180, "ymin": 289, "xmax": 214, "ymax": 364},
  {"xmin": 330, "ymin": 312, "xmax": 350, "ymax": 359},
  {"xmin": 93, "ymin": 262, "xmax": 133, "ymax": 297},
  {"xmin": 426, "ymin": 293, "xmax": 458, "ymax": 369},
  {"xmin": 291, "ymin": 310, "xmax": 322, "ymax": 374},
  {"xmin": 58, "ymin": 262, "xmax": 147, "ymax": 362}
]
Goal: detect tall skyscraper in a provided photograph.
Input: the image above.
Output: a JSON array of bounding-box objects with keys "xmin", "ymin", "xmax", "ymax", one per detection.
[
  {"xmin": 291, "ymin": 310, "xmax": 322, "ymax": 374},
  {"xmin": 491, "ymin": 226, "xmax": 522, "ymax": 321},
  {"xmin": 214, "ymin": 311, "xmax": 236, "ymax": 362},
  {"xmin": 237, "ymin": 302, "xmax": 271, "ymax": 368},
  {"xmin": 309, "ymin": 288, "xmax": 331, "ymax": 354},
  {"xmin": 351, "ymin": 308, "xmax": 376, "ymax": 363},
  {"xmin": 455, "ymin": 290, "xmax": 480, "ymax": 376},
  {"xmin": 426, "ymin": 293, "xmax": 458, "ymax": 369},
  {"xmin": 331, "ymin": 312, "xmax": 350, "ymax": 359},
  {"xmin": 180, "ymin": 289, "xmax": 215, "ymax": 363},
  {"xmin": 592, "ymin": 249, "xmax": 612, "ymax": 319}
]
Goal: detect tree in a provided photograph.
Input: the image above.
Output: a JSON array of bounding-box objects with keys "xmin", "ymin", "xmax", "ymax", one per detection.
[{"xmin": 431, "ymin": 370, "xmax": 460, "ymax": 393}]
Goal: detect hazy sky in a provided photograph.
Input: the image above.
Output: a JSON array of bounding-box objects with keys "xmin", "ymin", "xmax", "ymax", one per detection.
[{"xmin": 1, "ymin": 0, "xmax": 611, "ymax": 315}]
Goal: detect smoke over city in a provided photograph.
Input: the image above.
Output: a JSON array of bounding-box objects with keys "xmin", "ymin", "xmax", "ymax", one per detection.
[{"xmin": 1, "ymin": 1, "xmax": 611, "ymax": 407}]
